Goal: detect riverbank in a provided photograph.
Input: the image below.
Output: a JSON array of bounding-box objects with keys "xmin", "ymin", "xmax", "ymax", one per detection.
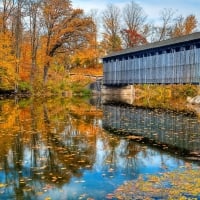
[
  {"xmin": 0, "ymin": 66, "xmax": 103, "ymax": 98},
  {"xmin": 1, "ymin": 66, "xmax": 200, "ymax": 116},
  {"xmin": 101, "ymin": 84, "xmax": 200, "ymax": 116}
]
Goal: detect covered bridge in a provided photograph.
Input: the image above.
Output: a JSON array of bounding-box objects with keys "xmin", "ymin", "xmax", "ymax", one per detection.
[{"xmin": 102, "ymin": 32, "xmax": 200, "ymax": 86}]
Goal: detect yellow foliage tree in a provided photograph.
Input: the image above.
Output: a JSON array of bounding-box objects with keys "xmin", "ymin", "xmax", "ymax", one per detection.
[
  {"xmin": 20, "ymin": 35, "xmax": 32, "ymax": 82},
  {"xmin": 40, "ymin": 0, "xmax": 94, "ymax": 84},
  {"xmin": 0, "ymin": 31, "xmax": 16, "ymax": 89},
  {"xmin": 71, "ymin": 46, "xmax": 98, "ymax": 68},
  {"xmin": 172, "ymin": 14, "xmax": 197, "ymax": 37}
]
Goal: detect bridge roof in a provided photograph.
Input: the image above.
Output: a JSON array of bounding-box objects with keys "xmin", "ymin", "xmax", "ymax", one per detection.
[{"xmin": 103, "ymin": 32, "xmax": 200, "ymax": 59}]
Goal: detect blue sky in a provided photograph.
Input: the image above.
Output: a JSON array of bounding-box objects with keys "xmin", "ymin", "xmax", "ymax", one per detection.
[{"xmin": 72, "ymin": 0, "xmax": 200, "ymax": 25}]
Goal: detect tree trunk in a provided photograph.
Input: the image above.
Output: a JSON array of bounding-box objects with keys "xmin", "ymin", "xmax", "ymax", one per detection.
[
  {"xmin": 14, "ymin": 0, "xmax": 23, "ymax": 93},
  {"xmin": 30, "ymin": 3, "xmax": 38, "ymax": 86},
  {"xmin": 31, "ymin": 57, "xmax": 37, "ymax": 85},
  {"xmin": 43, "ymin": 62, "xmax": 49, "ymax": 85}
]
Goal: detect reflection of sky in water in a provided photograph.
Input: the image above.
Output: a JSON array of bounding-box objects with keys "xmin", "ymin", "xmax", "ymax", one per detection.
[
  {"xmin": 30, "ymin": 139, "xmax": 187, "ymax": 200},
  {"xmin": 0, "ymin": 133, "xmax": 189, "ymax": 200},
  {"xmin": 35, "ymin": 140, "xmax": 184, "ymax": 199}
]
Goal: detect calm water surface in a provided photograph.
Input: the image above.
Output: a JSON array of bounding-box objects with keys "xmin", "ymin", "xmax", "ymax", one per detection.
[{"xmin": 0, "ymin": 97, "xmax": 199, "ymax": 200}]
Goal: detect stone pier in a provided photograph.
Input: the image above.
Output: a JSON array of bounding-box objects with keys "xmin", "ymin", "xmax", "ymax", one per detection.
[{"xmin": 101, "ymin": 84, "xmax": 135, "ymax": 104}]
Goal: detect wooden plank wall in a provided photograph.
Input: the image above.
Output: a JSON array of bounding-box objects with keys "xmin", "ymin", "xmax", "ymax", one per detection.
[{"xmin": 103, "ymin": 45, "xmax": 200, "ymax": 85}]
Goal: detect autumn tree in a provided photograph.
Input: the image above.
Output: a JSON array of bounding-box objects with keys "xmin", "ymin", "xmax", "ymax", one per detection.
[
  {"xmin": 121, "ymin": 0, "xmax": 148, "ymax": 48},
  {"xmin": 40, "ymin": 0, "xmax": 94, "ymax": 84},
  {"xmin": 13, "ymin": 0, "xmax": 24, "ymax": 91},
  {"xmin": 71, "ymin": 10, "xmax": 99, "ymax": 68},
  {"xmin": 0, "ymin": 30, "xmax": 16, "ymax": 89},
  {"xmin": 0, "ymin": 0, "xmax": 33, "ymax": 91},
  {"xmin": 27, "ymin": 0, "xmax": 41, "ymax": 85},
  {"xmin": 1, "ymin": 0, "xmax": 14, "ymax": 33},
  {"xmin": 121, "ymin": 29, "xmax": 147, "ymax": 47},
  {"xmin": 171, "ymin": 14, "xmax": 197, "ymax": 37},
  {"xmin": 101, "ymin": 4, "xmax": 122, "ymax": 54},
  {"xmin": 0, "ymin": 0, "xmax": 16, "ymax": 89}
]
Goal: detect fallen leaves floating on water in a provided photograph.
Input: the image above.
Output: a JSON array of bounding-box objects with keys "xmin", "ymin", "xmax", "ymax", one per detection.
[
  {"xmin": 114, "ymin": 167, "xmax": 200, "ymax": 199},
  {"xmin": 0, "ymin": 183, "xmax": 7, "ymax": 188},
  {"xmin": 125, "ymin": 135, "xmax": 143, "ymax": 140},
  {"xmin": 106, "ymin": 193, "xmax": 115, "ymax": 199},
  {"xmin": 44, "ymin": 197, "xmax": 51, "ymax": 200}
]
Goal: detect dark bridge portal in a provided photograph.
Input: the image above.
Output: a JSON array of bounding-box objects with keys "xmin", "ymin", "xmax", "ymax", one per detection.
[{"xmin": 103, "ymin": 32, "xmax": 200, "ymax": 85}]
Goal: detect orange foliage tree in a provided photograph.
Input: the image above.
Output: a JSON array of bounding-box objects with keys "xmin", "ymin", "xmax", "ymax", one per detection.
[
  {"xmin": 71, "ymin": 21, "xmax": 99, "ymax": 68},
  {"xmin": 171, "ymin": 14, "xmax": 198, "ymax": 37},
  {"xmin": 40, "ymin": 0, "xmax": 94, "ymax": 84},
  {"xmin": 0, "ymin": 1, "xmax": 16, "ymax": 90},
  {"xmin": 0, "ymin": 31, "xmax": 16, "ymax": 89},
  {"xmin": 20, "ymin": 34, "xmax": 32, "ymax": 82},
  {"xmin": 121, "ymin": 29, "xmax": 147, "ymax": 48},
  {"xmin": 0, "ymin": 19, "xmax": 16, "ymax": 89}
]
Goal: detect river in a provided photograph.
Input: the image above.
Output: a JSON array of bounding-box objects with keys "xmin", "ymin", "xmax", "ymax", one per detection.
[{"xmin": 0, "ymin": 97, "xmax": 199, "ymax": 199}]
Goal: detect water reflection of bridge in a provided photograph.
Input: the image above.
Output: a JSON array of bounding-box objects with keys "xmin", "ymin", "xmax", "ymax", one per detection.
[{"xmin": 103, "ymin": 104, "xmax": 200, "ymax": 159}]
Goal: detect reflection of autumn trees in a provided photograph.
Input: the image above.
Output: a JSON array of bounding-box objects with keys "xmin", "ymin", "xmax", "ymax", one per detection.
[
  {"xmin": 42, "ymin": 103, "xmax": 96, "ymax": 183},
  {"xmin": 0, "ymin": 100, "xmax": 20, "ymax": 156},
  {"xmin": 0, "ymin": 97, "xmax": 153, "ymax": 199},
  {"xmin": 99, "ymin": 132, "xmax": 144, "ymax": 175},
  {"xmin": 33, "ymin": 99, "xmax": 100, "ymax": 182},
  {"xmin": 0, "ymin": 98, "xmax": 102, "ymax": 198}
]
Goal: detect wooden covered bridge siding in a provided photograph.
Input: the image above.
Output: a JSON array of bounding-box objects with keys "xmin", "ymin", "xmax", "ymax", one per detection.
[{"xmin": 103, "ymin": 32, "xmax": 200, "ymax": 85}]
